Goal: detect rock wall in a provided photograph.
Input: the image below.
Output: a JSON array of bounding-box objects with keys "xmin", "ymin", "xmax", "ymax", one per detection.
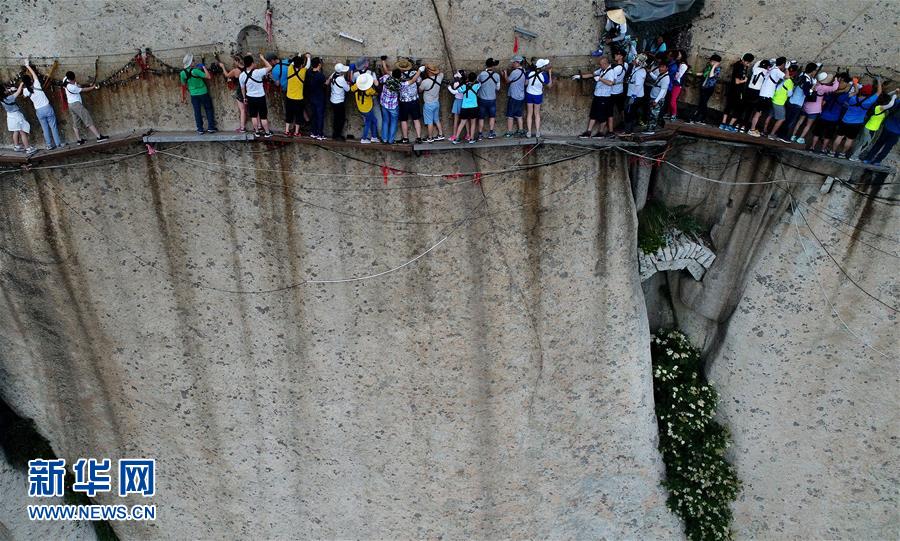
[
  {"xmin": 648, "ymin": 140, "xmax": 899, "ymax": 539},
  {"xmin": 0, "ymin": 144, "xmax": 680, "ymax": 539}
]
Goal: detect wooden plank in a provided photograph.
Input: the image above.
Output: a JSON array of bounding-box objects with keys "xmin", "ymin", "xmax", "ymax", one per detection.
[
  {"xmin": 143, "ymin": 131, "xmax": 255, "ymax": 143},
  {"xmin": 263, "ymin": 134, "xmax": 413, "ymax": 153},
  {"xmin": 415, "ymin": 136, "xmax": 539, "ymax": 152},
  {"xmin": 0, "ymin": 131, "xmax": 147, "ymax": 165},
  {"xmin": 414, "ymin": 134, "xmax": 669, "ymax": 152},
  {"xmin": 668, "ymin": 120, "xmax": 893, "ymax": 174}
]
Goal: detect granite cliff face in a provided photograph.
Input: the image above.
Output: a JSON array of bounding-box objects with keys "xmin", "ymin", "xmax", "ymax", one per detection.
[{"xmin": 1, "ymin": 1, "xmax": 898, "ymax": 539}]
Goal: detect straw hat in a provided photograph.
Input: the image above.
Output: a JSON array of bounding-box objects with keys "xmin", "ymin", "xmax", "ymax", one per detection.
[
  {"xmin": 424, "ymin": 63, "xmax": 440, "ymax": 73},
  {"xmin": 535, "ymin": 58, "xmax": 550, "ymax": 69},
  {"xmin": 182, "ymin": 54, "xmax": 193, "ymax": 69},
  {"xmin": 607, "ymin": 8, "xmax": 626, "ymax": 25},
  {"xmin": 356, "ymin": 72, "xmax": 375, "ymax": 90},
  {"xmin": 396, "ymin": 58, "xmax": 413, "ymax": 70}
]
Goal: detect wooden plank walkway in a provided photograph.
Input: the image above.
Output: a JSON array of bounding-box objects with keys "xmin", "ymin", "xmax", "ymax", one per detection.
[
  {"xmin": 667, "ymin": 120, "xmax": 894, "ymax": 174},
  {"xmin": 0, "ymin": 123, "xmax": 892, "ymax": 175},
  {"xmin": 0, "ymin": 131, "xmax": 147, "ymax": 165}
]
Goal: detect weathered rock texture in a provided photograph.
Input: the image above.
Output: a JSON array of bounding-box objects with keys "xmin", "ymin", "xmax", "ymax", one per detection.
[
  {"xmin": 0, "ymin": 145, "xmax": 680, "ymax": 539},
  {"xmin": 649, "ymin": 140, "xmax": 899, "ymax": 539}
]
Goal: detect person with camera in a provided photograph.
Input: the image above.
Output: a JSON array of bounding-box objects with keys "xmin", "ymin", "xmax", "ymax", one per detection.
[
  {"xmin": 476, "ymin": 57, "xmax": 501, "ymax": 139},
  {"xmin": 503, "ymin": 56, "xmax": 527, "ymax": 137},
  {"xmin": 180, "ymin": 54, "xmax": 217, "ymax": 135}
]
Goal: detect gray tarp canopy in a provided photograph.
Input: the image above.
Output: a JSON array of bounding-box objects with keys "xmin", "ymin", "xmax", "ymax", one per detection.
[{"xmin": 607, "ymin": 0, "xmax": 698, "ymax": 22}]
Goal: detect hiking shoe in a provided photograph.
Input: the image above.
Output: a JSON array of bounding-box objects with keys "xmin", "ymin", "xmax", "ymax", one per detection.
[
  {"xmin": 12, "ymin": 145, "xmax": 23, "ymax": 152},
  {"xmin": 197, "ymin": 130, "xmax": 205, "ymax": 135},
  {"xmin": 525, "ymin": 132, "xmax": 532, "ymax": 138},
  {"xmin": 425, "ymin": 137, "xmax": 434, "ymax": 143},
  {"xmin": 400, "ymin": 138, "xmax": 410, "ymax": 144},
  {"xmin": 434, "ymin": 135, "xmax": 445, "ymax": 141},
  {"xmin": 535, "ymin": 131, "xmax": 542, "ymax": 138},
  {"xmin": 77, "ymin": 139, "xmax": 87, "ymax": 145},
  {"xmin": 579, "ymin": 130, "xmax": 591, "ymax": 138},
  {"xmin": 451, "ymin": 137, "xmax": 460, "ymax": 145},
  {"xmin": 591, "ymin": 132, "xmax": 606, "ymax": 138},
  {"xmin": 206, "ymin": 128, "xmax": 218, "ymax": 134},
  {"xmin": 488, "ymin": 130, "xmax": 496, "ymax": 139},
  {"xmin": 467, "ymin": 137, "xmax": 476, "ymax": 144},
  {"xmin": 25, "ymin": 146, "xmax": 37, "ymax": 155},
  {"xmin": 790, "ymin": 135, "xmax": 797, "ymax": 142},
  {"xmin": 796, "ymin": 137, "xmax": 805, "ymax": 144},
  {"xmin": 46, "ymin": 145, "xmax": 56, "ymax": 151},
  {"xmin": 718, "ymin": 123, "xmax": 728, "ymax": 130},
  {"xmin": 359, "ymin": 138, "xmax": 371, "ymax": 144},
  {"xmin": 747, "ymin": 130, "xmax": 761, "ymax": 137},
  {"xmin": 263, "ymin": 131, "xmax": 273, "ymax": 138},
  {"xmin": 415, "ymin": 137, "xmax": 422, "ymax": 144},
  {"xmin": 504, "ymin": 131, "xmax": 514, "ymax": 138},
  {"xmin": 849, "ymin": 156, "xmax": 860, "ymax": 162}
]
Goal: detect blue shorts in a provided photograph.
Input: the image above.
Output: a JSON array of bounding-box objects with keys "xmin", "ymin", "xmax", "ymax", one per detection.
[
  {"xmin": 525, "ymin": 93, "xmax": 543, "ymax": 105},
  {"xmin": 478, "ymin": 98, "xmax": 497, "ymax": 119},
  {"xmin": 451, "ymin": 99, "xmax": 462, "ymax": 115},
  {"xmin": 423, "ymin": 101, "xmax": 440, "ymax": 125},
  {"xmin": 506, "ymin": 97, "xmax": 524, "ymax": 118}
]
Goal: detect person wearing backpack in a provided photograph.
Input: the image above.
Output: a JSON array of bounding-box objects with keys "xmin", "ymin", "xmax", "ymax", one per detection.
[
  {"xmin": 665, "ymin": 50, "xmax": 688, "ymax": 120},
  {"xmin": 349, "ymin": 71, "xmax": 379, "ymax": 144},
  {"xmin": 809, "ymin": 73, "xmax": 851, "ymax": 154},
  {"xmin": 851, "ymin": 89, "xmax": 896, "ymax": 161},
  {"xmin": 719, "ymin": 53, "xmax": 754, "ymax": 132},
  {"xmin": 524, "ymin": 59, "xmax": 552, "ymax": 138},
  {"xmin": 239, "ymin": 53, "xmax": 274, "ymax": 138},
  {"xmin": 451, "ymin": 72, "xmax": 481, "ymax": 144},
  {"xmin": 21, "ymin": 62, "xmax": 65, "ymax": 149},
  {"xmin": 2, "ymin": 82, "xmax": 36, "ymax": 155},
  {"xmin": 689, "ymin": 53, "xmax": 721, "ymax": 124},
  {"xmin": 326, "ymin": 63, "xmax": 351, "ymax": 141},
  {"xmin": 418, "ymin": 63, "xmax": 445, "ymax": 143},
  {"xmin": 742, "ymin": 58, "xmax": 769, "ymax": 132},
  {"xmin": 832, "ymin": 77, "xmax": 882, "ymax": 159},
  {"xmin": 180, "ymin": 54, "xmax": 217, "ymax": 135},
  {"xmin": 573, "ymin": 54, "xmax": 618, "ymax": 138},
  {"xmin": 758, "ymin": 63, "xmax": 798, "ymax": 142},
  {"xmin": 792, "ymin": 71, "xmax": 837, "ymax": 145},
  {"xmin": 748, "ymin": 56, "xmax": 786, "ymax": 137},
  {"xmin": 785, "ymin": 63, "xmax": 821, "ymax": 143},
  {"xmin": 476, "ymin": 58, "xmax": 502, "ymax": 139},
  {"xmin": 283, "ymin": 54, "xmax": 311, "ymax": 137},
  {"xmin": 502, "ymin": 56, "xmax": 527, "ymax": 137},
  {"xmin": 63, "ymin": 71, "xmax": 109, "ymax": 144},
  {"xmin": 863, "ymin": 96, "xmax": 900, "ymax": 165},
  {"xmin": 304, "ymin": 57, "xmax": 327, "ymax": 140}
]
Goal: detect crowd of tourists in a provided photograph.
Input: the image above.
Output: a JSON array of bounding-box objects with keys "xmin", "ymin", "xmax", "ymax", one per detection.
[{"xmin": 3, "ymin": 35, "xmax": 899, "ymax": 166}]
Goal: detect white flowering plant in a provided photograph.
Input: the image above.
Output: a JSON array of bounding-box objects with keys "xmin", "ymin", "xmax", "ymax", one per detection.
[{"xmin": 651, "ymin": 329, "xmax": 741, "ymax": 541}]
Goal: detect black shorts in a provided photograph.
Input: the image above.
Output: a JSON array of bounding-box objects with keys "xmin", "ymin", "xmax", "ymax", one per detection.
[
  {"xmin": 460, "ymin": 106, "xmax": 479, "ymax": 120},
  {"xmin": 836, "ymin": 122, "xmax": 863, "ymax": 140},
  {"xmin": 726, "ymin": 91, "xmax": 745, "ymax": 116},
  {"xmin": 246, "ymin": 95, "xmax": 268, "ymax": 119},
  {"xmin": 612, "ymin": 92, "xmax": 626, "ymax": 114},
  {"xmin": 755, "ymin": 96, "xmax": 772, "ymax": 113},
  {"xmin": 284, "ymin": 97, "xmax": 304, "ymax": 124},
  {"xmin": 399, "ymin": 100, "xmax": 421, "ymax": 121},
  {"xmin": 590, "ymin": 95, "xmax": 612, "ymax": 121},
  {"xmin": 812, "ymin": 118, "xmax": 838, "ymax": 139}
]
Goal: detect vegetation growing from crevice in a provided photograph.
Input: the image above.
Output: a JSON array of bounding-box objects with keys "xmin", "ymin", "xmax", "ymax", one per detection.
[
  {"xmin": 638, "ymin": 200, "xmax": 703, "ymax": 254},
  {"xmin": 650, "ymin": 329, "xmax": 741, "ymax": 541},
  {"xmin": 0, "ymin": 398, "xmax": 120, "ymax": 541}
]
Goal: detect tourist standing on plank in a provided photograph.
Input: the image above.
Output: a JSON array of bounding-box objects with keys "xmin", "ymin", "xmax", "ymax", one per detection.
[
  {"xmin": 863, "ymin": 97, "xmax": 900, "ymax": 165},
  {"xmin": 395, "ymin": 58, "xmax": 424, "ymax": 144},
  {"xmin": 503, "ymin": 56, "xmax": 526, "ymax": 137},
  {"xmin": 747, "ymin": 56, "xmax": 786, "ymax": 137},
  {"xmin": 22, "ymin": 62, "xmax": 64, "ymax": 149},
  {"xmin": 808, "ymin": 73, "xmax": 851, "ymax": 154},
  {"xmin": 574, "ymin": 55, "xmax": 616, "ymax": 138},
  {"xmin": 328, "ymin": 63, "xmax": 351, "ymax": 140},
  {"xmin": 448, "ymin": 70, "xmax": 465, "ymax": 140},
  {"xmin": 609, "ymin": 49, "xmax": 627, "ymax": 130},
  {"xmin": 451, "ymin": 72, "xmax": 481, "ymax": 144},
  {"xmin": 378, "ymin": 59, "xmax": 402, "ymax": 144},
  {"xmin": 217, "ymin": 55, "xmax": 248, "ymax": 132},
  {"xmin": 524, "ymin": 59, "xmax": 552, "ymax": 138},
  {"xmin": 791, "ymin": 70, "xmax": 834, "ymax": 145},
  {"xmin": 180, "ymin": 54, "xmax": 217, "ymax": 135},
  {"xmin": 418, "ymin": 63, "xmax": 445, "ymax": 142},
  {"xmin": 832, "ymin": 76, "xmax": 882, "ymax": 159},
  {"xmin": 623, "ymin": 54, "xmax": 648, "ymax": 133},
  {"xmin": 690, "ymin": 54, "xmax": 721, "ymax": 124},
  {"xmin": 644, "ymin": 62, "xmax": 670, "ymax": 133},
  {"xmin": 283, "ymin": 53, "xmax": 311, "ymax": 137},
  {"xmin": 719, "ymin": 53, "xmax": 754, "ymax": 132},
  {"xmin": 239, "ymin": 53, "xmax": 274, "ymax": 138},
  {"xmin": 2, "ymin": 82, "xmax": 36, "ymax": 155},
  {"xmin": 350, "ymin": 72, "xmax": 379, "ymax": 143},
  {"xmin": 851, "ymin": 89, "xmax": 896, "ymax": 161},
  {"xmin": 62, "ymin": 71, "xmax": 109, "ymax": 144},
  {"xmin": 476, "ymin": 58, "xmax": 501, "ymax": 139},
  {"xmin": 305, "ymin": 57, "xmax": 327, "ymax": 140}
]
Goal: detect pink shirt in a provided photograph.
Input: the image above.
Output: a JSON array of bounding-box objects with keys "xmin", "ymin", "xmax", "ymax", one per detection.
[{"xmin": 803, "ymin": 79, "xmax": 839, "ymax": 114}]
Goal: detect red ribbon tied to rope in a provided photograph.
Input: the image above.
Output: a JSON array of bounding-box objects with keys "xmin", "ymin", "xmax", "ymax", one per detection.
[
  {"xmin": 513, "ymin": 36, "xmax": 519, "ymax": 53},
  {"xmin": 472, "ymin": 172, "xmax": 483, "ymax": 185},
  {"xmin": 265, "ymin": 8, "xmax": 274, "ymax": 44},
  {"xmin": 381, "ymin": 164, "xmax": 404, "ymax": 185}
]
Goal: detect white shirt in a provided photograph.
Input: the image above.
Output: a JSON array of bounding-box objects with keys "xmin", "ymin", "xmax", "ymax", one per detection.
[
  {"xmin": 239, "ymin": 68, "xmax": 269, "ymax": 98},
  {"xmin": 525, "ymin": 71, "xmax": 549, "ymax": 96},
  {"xmin": 627, "ymin": 67, "xmax": 646, "ymax": 97},
  {"xmin": 592, "ymin": 67, "xmax": 614, "ymax": 97},
  {"xmin": 65, "ymin": 82, "xmax": 83, "ymax": 104},
  {"xmin": 329, "ymin": 75, "xmax": 350, "ymax": 104},
  {"xmin": 649, "ymin": 72, "xmax": 670, "ymax": 103},
  {"xmin": 610, "ymin": 64, "xmax": 626, "ymax": 95},
  {"xmin": 759, "ymin": 66, "xmax": 784, "ymax": 98},
  {"xmin": 748, "ymin": 63, "xmax": 767, "ymax": 91},
  {"xmin": 23, "ymin": 79, "xmax": 50, "ymax": 109}
]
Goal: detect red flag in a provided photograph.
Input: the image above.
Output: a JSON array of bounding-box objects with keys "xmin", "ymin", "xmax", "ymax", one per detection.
[{"xmin": 513, "ymin": 36, "xmax": 519, "ymax": 53}]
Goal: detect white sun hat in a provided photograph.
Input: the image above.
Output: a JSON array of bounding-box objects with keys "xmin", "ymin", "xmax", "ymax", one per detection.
[
  {"xmin": 356, "ymin": 72, "xmax": 374, "ymax": 90},
  {"xmin": 535, "ymin": 58, "xmax": 550, "ymax": 69}
]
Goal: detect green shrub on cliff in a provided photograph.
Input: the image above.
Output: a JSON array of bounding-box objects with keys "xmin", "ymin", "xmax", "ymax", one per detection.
[
  {"xmin": 651, "ymin": 329, "xmax": 741, "ymax": 541},
  {"xmin": 638, "ymin": 201, "xmax": 703, "ymax": 254}
]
